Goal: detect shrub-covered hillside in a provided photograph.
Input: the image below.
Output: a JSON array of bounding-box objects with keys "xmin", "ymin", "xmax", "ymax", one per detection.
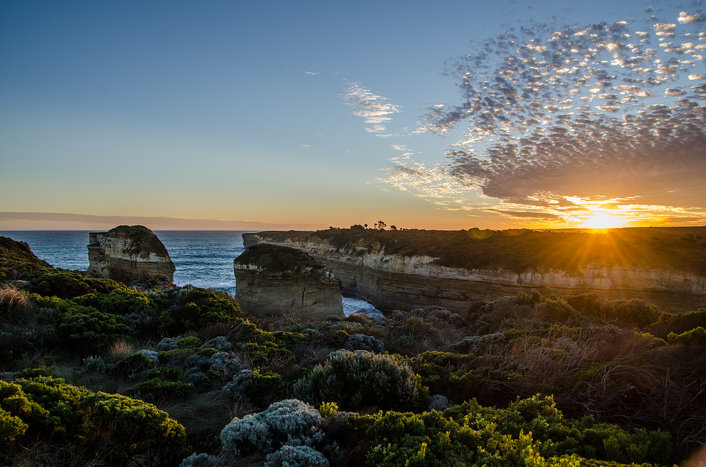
[{"xmin": 1, "ymin": 236, "xmax": 704, "ymax": 465}]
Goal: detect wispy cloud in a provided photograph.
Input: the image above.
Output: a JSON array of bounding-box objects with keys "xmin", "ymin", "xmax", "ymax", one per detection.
[
  {"xmin": 305, "ymin": 71, "xmax": 320, "ymax": 76},
  {"xmin": 343, "ymin": 82, "xmax": 402, "ymax": 136},
  {"xmin": 0, "ymin": 212, "xmax": 324, "ymax": 231},
  {"xmin": 410, "ymin": 8, "xmax": 706, "ymax": 224}
]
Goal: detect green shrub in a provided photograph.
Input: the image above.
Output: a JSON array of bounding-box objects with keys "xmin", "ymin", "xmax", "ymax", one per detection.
[
  {"xmin": 410, "ymin": 351, "xmax": 516, "ymax": 405},
  {"xmin": 535, "ymin": 299, "xmax": 579, "ymax": 323},
  {"xmin": 156, "ymin": 287, "xmax": 241, "ymax": 335},
  {"xmin": 82, "ymin": 355, "xmax": 106, "ymax": 373},
  {"xmin": 667, "ymin": 326, "xmax": 706, "ymax": 347},
  {"xmin": 246, "ymin": 342, "xmax": 293, "ymax": 367},
  {"xmin": 650, "ymin": 308, "xmax": 706, "ymax": 339},
  {"xmin": 137, "ymin": 367, "xmax": 185, "ymax": 381},
  {"xmin": 98, "ymin": 288, "xmax": 153, "ymax": 315},
  {"xmin": 110, "ymin": 352, "xmax": 156, "ymax": 379},
  {"xmin": 604, "ymin": 299, "xmax": 661, "ymax": 329},
  {"xmin": 133, "ymin": 378, "xmax": 193, "ymax": 402},
  {"xmin": 350, "ymin": 394, "xmax": 671, "ymax": 466},
  {"xmin": 29, "ymin": 269, "xmax": 124, "ymax": 299},
  {"xmin": 56, "ymin": 302, "xmax": 133, "ymax": 354},
  {"xmin": 293, "ymin": 350, "xmax": 426, "ymax": 411},
  {"xmin": 178, "ymin": 335, "xmax": 203, "ymax": 348},
  {"xmin": 1, "ymin": 376, "xmax": 188, "ymax": 465},
  {"xmin": 86, "ymin": 391, "xmax": 188, "ymax": 464}
]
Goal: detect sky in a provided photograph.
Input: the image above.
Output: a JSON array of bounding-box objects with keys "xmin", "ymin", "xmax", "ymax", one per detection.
[{"xmin": 0, "ymin": 0, "xmax": 704, "ymax": 230}]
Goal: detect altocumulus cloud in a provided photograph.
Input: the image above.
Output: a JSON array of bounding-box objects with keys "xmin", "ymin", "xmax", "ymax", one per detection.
[
  {"xmin": 415, "ymin": 8, "xmax": 706, "ymax": 222},
  {"xmin": 343, "ymin": 83, "xmax": 402, "ymax": 136}
]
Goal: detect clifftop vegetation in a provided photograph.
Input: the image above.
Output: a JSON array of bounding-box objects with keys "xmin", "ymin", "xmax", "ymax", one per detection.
[
  {"xmin": 234, "ymin": 243, "xmax": 326, "ymax": 275},
  {"xmin": 252, "ymin": 226, "xmax": 706, "ymax": 274}
]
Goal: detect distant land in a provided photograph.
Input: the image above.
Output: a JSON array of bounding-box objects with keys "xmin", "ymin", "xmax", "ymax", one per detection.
[{"xmin": 0, "ymin": 212, "xmax": 325, "ymax": 231}]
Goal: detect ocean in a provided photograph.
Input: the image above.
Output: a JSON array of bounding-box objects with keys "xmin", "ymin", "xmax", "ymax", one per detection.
[{"xmin": 0, "ymin": 230, "xmax": 382, "ymax": 317}]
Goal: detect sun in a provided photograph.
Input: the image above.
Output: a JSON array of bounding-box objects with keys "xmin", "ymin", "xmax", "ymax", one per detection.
[{"xmin": 580, "ymin": 212, "xmax": 628, "ymax": 229}]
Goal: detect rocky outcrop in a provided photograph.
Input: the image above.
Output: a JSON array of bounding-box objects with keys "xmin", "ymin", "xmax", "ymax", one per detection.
[
  {"xmin": 243, "ymin": 232, "xmax": 706, "ymax": 313},
  {"xmin": 234, "ymin": 244, "xmax": 342, "ymax": 318},
  {"xmin": 88, "ymin": 225, "xmax": 175, "ymax": 283}
]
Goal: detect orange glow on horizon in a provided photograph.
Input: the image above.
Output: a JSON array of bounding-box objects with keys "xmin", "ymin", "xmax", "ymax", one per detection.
[{"xmin": 579, "ymin": 212, "xmax": 629, "ymax": 229}]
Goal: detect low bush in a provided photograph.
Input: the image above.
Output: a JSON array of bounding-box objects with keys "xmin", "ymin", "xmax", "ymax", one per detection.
[
  {"xmin": 156, "ymin": 286, "xmax": 242, "ymax": 335},
  {"xmin": 29, "ymin": 269, "xmax": 124, "ymax": 299},
  {"xmin": 110, "ymin": 352, "xmax": 156, "ymax": 379},
  {"xmin": 650, "ymin": 308, "xmax": 706, "ymax": 339},
  {"xmin": 293, "ymin": 350, "xmax": 426, "ymax": 411},
  {"xmin": 133, "ymin": 378, "xmax": 193, "ymax": 402},
  {"xmin": 56, "ymin": 302, "xmax": 133, "ymax": 354},
  {"xmin": 667, "ymin": 326, "xmax": 706, "ymax": 347},
  {"xmin": 348, "ymin": 394, "xmax": 672, "ymax": 466},
  {"xmin": 1, "ymin": 376, "xmax": 188, "ymax": 465},
  {"xmin": 220, "ymin": 399, "xmax": 325, "ymax": 459}
]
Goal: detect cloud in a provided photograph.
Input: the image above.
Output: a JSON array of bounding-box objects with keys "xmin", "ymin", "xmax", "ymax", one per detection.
[
  {"xmin": 418, "ymin": 8, "xmax": 706, "ymax": 222},
  {"xmin": 487, "ymin": 209, "xmax": 561, "ymax": 220},
  {"xmin": 678, "ymin": 11, "xmax": 702, "ymax": 24},
  {"xmin": 305, "ymin": 71, "xmax": 320, "ymax": 76},
  {"xmin": 343, "ymin": 82, "xmax": 402, "ymax": 136}
]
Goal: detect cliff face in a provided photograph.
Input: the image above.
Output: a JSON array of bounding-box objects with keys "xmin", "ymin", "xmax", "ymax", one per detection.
[
  {"xmin": 234, "ymin": 244, "xmax": 343, "ymax": 318},
  {"xmin": 243, "ymin": 232, "xmax": 706, "ymax": 313},
  {"xmin": 88, "ymin": 225, "xmax": 175, "ymax": 283}
]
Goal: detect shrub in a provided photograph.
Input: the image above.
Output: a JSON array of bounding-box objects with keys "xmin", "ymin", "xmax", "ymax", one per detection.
[
  {"xmin": 133, "ymin": 378, "xmax": 193, "ymax": 402},
  {"xmin": 293, "ymin": 350, "xmax": 425, "ymax": 411},
  {"xmin": 344, "ymin": 333, "xmax": 385, "ymax": 353},
  {"xmin": 98, "ymin": 288, "xmax": 152, "ymax": 315},
  {"xmin": 535, "ymin": 299, "xmax": 578, "ymax": 323},
  {"xmin": 156, "ymin": 287, "xmax": 241, "ymax": 335},
  {"xmin": 605, "ymin": 299, "xmax": 661, "ymax": 329},
  {"xmin": 222, "ymin": 369, "xmax": 254, "ymax": 401},
  {"xmin": 82, "ymin": 355, "xmax": 106, "ymax": 373},
  {"xmin": 650, "ymin": 308, "xmax": 706, "ymax": 339},
  {"xmin": 110, "ymin": 352, "xmax": 156, "ymax": 379},
  {"xmin": 178, "ymin": 335, "xmax": 203, "ymax": 348},
  {"xmin": 86, "ymin": 391, "xmax": 188, "ymax": 464},
  {"xmin": 265, "ymin": 444, "xmax": 329, "ymax": 466},
  {"xmin": 667, "ymin": 327, "xmax": 706, "ymax": 347},
  {"xmin": 349, "ymin": 394, "xmax": 671, "ymax": 466},
  {"xmin": 220, "ymin": 399, "xmax": 324, "ymax": 458},
  {"xmin": 56, "ymin": 302, "xmax": 133, "ymax": 354},
  {"xmin": 222, "ymin": 369, "xmax": 286, "ymax": 407},
  {"xmin": 29, "ymin": 269, "xmax": 124, "ymax": 299}
]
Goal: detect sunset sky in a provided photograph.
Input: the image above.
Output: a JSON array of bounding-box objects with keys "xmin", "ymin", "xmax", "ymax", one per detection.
[{"xmin": 1, "ymin": 0, "xmax": 704, "ymax": 230}]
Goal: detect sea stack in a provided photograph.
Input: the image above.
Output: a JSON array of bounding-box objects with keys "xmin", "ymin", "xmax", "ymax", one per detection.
[
  {"xmin": 88, "ymin": 225, "xmax": 175, "ymax": 283},
  {"xmin": 234, "ymin": 244, "xmax": 343, "ymax": 318}
]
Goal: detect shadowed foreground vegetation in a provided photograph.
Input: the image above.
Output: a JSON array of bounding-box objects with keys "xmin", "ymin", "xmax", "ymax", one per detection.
[{"xmin": 1, "ymin": 235, "xmax": 705, "ymax": 465}]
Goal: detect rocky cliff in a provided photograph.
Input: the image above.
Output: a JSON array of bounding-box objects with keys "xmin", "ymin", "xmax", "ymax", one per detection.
[
  {"xmin": 243, "ymin": 229, "xmax": 706, "ymax": 313},
  {"xmin": 234, "ymin": 243, "xmax": 343, "ymax": 318},
  {"xmin": 88, "ymin": 225, "xmax": 175, "ymax": 283}
]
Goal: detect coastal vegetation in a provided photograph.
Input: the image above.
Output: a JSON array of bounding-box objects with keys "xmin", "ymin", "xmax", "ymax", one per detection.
[
  {"xmin": 1, "ymin": 234, "xmax": 705, "ymax": 465},
  {"xmin": 256, "ymin": 226, "xmax": 706, "ymax": 274}
]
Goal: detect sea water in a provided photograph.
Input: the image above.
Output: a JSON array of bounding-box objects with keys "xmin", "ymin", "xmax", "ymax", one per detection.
[{"xmin": 0, "ymin": 230, "xmax": 382, "ymax": 317}]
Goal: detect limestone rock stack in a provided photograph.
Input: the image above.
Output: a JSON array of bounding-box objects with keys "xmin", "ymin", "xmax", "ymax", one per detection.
[
  {"xmin": 234, "ymin": 244, "xmax": 342, "ymax": 318},
  {"xmin": 88, "ymin": 225, "xmax": 175, "ymax": 283}
]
